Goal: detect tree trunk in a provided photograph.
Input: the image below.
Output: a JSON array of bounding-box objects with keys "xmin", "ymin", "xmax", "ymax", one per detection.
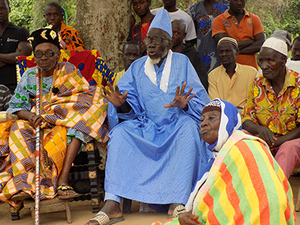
[{"xmin": 75, "ymin": 0, "xmax": 131, "ymax": 72}]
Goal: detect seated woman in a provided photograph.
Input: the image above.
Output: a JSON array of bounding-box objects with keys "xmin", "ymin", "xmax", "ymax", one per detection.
[
  {"xmin": 0, "ymin": 28, "xmax": 108, "ymax": 210},
  {"xmin": 153, "ymin": 99, "xmax": 295, "ymax": 225}
]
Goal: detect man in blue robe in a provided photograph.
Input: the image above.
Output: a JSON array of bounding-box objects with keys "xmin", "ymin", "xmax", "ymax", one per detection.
[{"xmin": 86, "ymin": 9, "xmax": 211, "ymax": 225}]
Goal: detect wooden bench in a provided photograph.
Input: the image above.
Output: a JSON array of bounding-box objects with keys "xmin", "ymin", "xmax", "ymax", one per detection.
[{"xmin": 23, "ymin": 198, "xmax": 72, "ymax": 224}]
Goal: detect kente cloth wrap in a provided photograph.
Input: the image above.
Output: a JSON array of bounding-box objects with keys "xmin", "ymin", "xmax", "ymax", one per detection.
[
  {"xmin": 153, "ymin": 130, "xmax": 295, "ymax": 225},
  {"xmin": 17, "ymin": 49, "xmax": 117, "ymax": 88},
  {"xmin": 105, "ymin": 53, "xmax": 212, "ymax": 205},
  {"xmin": 60, "ymin": 22, "xmax": 85, "ymax": 51},
  {"xmin": 0, "ymin": 62, "xmax": 109, "ymax": 209}
]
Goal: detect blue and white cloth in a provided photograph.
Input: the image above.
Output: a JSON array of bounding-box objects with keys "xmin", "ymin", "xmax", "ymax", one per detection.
[{"xmin": 104, "ymin": 52, "xmax": 211, "ymax": 206}]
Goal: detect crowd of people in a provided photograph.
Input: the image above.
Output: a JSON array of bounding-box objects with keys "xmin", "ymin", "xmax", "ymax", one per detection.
[{"xmin": 0, "ymin": 0, "xmax": 299, "ymax": 224}]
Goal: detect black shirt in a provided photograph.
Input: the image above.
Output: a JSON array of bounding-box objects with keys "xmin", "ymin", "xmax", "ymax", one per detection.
[{"xmin": 0, "ymin": 22, "xmax": 30, "ymax": 85}]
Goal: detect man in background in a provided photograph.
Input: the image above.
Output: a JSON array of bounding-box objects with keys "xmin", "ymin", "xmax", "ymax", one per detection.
[
  {"xmin": 0, "ymin": 0, "xmax": 31, "ymax": 94},
  {"xmin": 113, "ymin": 40, "xmax": 142, "ymax": 89},
  {"xmin": 212, "ymin": 0, "xmax": 265, "ymax": 70},
  {"xmin": 171, "ymin": 20, "xmax": 207, "ymax": 91},
  {"xmin": 287, "ymin": 36, "xmax": 300, "ymax": 73},
  {"xmin": 188, "ymin": 0, "xmax": 229, "ymax": 73},
  {"xmin": 208, "ymin": 37, "xmax": 256, "ymax": 113},
  {"xmin": 151, "ymin": 0, "xmax": 197, "ymax": 45},
  {"xmin": 127, "ymin": 0, "xmax": 154, "ymax": 55},
  {"xmin": 44, "ymin": 1, "xmax": 85, "ymax": 51}
]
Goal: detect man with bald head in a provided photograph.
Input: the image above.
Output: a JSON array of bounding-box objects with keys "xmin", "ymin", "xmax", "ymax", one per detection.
[
  {"xmin": 242, "ymin": 37, "xmax": 300, "ymax": 179},
  {"xmin": 86, "ymin": 9, "xmax": 211, "ymax": 225},
  {"xmin": 171, "ymin": 20, "xmax": 207, "ymax": 90},
  {"xmin": 208, "ymin": 37, "xmax": 256, "ymax": 113}
]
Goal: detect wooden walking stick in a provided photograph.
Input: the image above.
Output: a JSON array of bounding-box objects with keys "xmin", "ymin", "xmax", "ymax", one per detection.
[{"xmin": 34, "ymin": 66, "xmax": 41, "ymax": 225}]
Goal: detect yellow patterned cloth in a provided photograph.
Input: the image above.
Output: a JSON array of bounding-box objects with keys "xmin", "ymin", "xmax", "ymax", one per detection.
[
  {"xmin": 0, "ymin": 62, "xmax": 109, "ymax": 209},
  {"xmin": 242, "ymin": 70, "xmax": 300, "ymax": 136}
]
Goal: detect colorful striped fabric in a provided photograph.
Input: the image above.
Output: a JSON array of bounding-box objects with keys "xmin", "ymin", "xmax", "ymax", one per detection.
[{"xmin": 153, "ymin": 130, "xmax": 295, "ymax": 225}]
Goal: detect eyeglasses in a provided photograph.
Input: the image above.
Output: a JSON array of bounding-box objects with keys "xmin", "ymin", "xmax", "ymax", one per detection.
[
  {"xmin": 34, "ymin": 51, "xmax": 56, "ymax": 58},
  {"xmin": 143, "ymin": 36, "xmax": 170, "ymax": 45}
]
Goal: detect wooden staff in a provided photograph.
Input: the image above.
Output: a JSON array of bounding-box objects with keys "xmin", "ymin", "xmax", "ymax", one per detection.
[{"xmin": 34, "ymin": 67, "xmax": 41, "ymax": 225}]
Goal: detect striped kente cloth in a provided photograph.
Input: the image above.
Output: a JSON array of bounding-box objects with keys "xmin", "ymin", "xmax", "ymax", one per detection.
[{"xmin": 153, "ymin": 130, "xmax": 295, "ymax": 225}]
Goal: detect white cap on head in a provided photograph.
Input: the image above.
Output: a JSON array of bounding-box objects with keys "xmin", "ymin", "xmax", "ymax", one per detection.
[{"xmin": 261, "ymin": 37, "xmax": 287, "ymax": 56}]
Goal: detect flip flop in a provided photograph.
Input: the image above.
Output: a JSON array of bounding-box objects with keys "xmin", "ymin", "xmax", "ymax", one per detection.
[
  {"xmin": 89, "ymin": 211, "xmax": 124, "ymax": 225},
  {"xmin": 57, "ymin": 185, "xmax": 82, "ymax": 200},
  {"xmin": 11, "ymin": 192, "xmax": 31, "ymax": 201}
]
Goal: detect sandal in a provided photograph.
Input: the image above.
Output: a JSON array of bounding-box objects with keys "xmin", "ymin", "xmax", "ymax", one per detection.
[
  {"xmin": 88, "ymin": 211, "xmax": 124, "ymax": 225},
  {"xmin": 11, "ymin": 192, "xmax": 31, "ymax": 201},
  {"xmin": 57, "ymin": 185, "xmax": 82, "ymax": 200}
]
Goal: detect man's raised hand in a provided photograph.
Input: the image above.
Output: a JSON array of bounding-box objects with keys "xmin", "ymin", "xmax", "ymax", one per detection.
[
  {"xmin": 101, "ymin": 81, "xmax": 128, "ymax": 107},
  {"xmin": 164, "ymin": 82, "xmax": 195, "ymax": 109}
]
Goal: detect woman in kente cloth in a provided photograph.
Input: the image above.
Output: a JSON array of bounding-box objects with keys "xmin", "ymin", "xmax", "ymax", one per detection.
[
  {"xmin": 153, "ymin": 99, "xmax": 295, "ymax": 225},
  {"xmin": 0, "ymin": 27, "xmax": 109, "ymax": 210}
]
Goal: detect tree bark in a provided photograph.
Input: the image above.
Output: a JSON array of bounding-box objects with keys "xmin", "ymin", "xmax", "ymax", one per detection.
[{"xmin": 75, "ymin": 0, "xmax": 131, "ymax": 72}]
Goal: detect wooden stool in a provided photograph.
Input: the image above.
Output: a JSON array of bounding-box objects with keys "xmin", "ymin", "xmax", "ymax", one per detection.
[{"xmin": 23, "ymin": 198, "xmax": 72, "ymax": 223}]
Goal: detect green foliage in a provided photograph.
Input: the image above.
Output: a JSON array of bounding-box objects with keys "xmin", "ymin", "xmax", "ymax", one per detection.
[
  {"xmin": 280, "ymin": 0, "xmax": 300, "ymax": 38},
  {"xmin": 9, "ymin": 0, "xmax": 76, "ymax": 31},
  {"xmin": 60, "ymin": 0, "xmax": 76, "ymax": 26},
  {"xmin": 9, "ymin": 0, "xmax": 34, "ymax": 30}
]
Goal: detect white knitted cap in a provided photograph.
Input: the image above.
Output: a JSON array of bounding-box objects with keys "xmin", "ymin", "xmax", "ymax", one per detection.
[{"xmin": 261, "ymin": 37, "xmax": 287, "ymax": 56}]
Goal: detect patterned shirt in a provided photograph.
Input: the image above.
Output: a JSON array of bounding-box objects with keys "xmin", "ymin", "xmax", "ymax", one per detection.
[
  {"xmin": 242, "ymin": 70, "xmax": 300, "ymax": 136},
  {"xmin": 60, "ymin": 22, "xmax": 85, "ymax": 51},
  {"xmin": 188, "ymin": 0, "xmax": 229, "ymax": 73}
]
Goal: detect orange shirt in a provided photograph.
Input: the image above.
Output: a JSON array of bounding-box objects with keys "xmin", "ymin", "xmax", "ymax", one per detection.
[
  {"xmin": 60, "ymin": 22, "xmax": 85, "ymax": 51},
  {"xmin": 212, "ymin": 9, "xmax": 264, "ymax": 70}
]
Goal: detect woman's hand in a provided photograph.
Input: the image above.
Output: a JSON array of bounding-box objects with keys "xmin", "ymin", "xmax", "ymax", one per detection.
[
  {"xmin": 16, "ymin": 110, "xmax": 48, "ymax": 129},
  {"xmin": 178, "ymin": 212, "xmax": 201, "ymax": 225}
]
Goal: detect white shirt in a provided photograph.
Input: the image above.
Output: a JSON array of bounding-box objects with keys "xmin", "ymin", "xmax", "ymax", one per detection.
[
  {"xmin": 151, "ymin": 7, "xmax": 197, "ymax": 41},
  {"xmin": 286, "ymin": 58, "xmax": 300, "ymax": 73}
]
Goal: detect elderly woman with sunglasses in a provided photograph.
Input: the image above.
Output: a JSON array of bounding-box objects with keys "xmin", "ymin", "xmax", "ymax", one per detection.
[
  {"xmin": 153, "ymin": 99, "xmax": 295, "ymax": 225},
  {"xmin": 0, "ymin": 27, "xmax": 108, "ymax": 210}
]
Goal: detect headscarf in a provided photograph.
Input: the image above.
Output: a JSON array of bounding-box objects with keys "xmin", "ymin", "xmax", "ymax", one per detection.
[
  {"xmin": 148, "ymin": 9, "xmax": 172, "ymax": 37},
  {"xmin": 202, "ymin": 99, "xmax": 241, "ymax": 152}
]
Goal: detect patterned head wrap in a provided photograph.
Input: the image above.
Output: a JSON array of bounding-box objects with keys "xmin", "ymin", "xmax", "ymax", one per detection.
[
  {"xmin": 217, "ymin": 37, "xmax": 239, "ymax": 50},
  {"xmin": 203, "ymin": 99, "xmax": 241, "ymax": 152},
  {"xmin": 28, "ymin": 28, "xmax": 61, "ymax": 51}
]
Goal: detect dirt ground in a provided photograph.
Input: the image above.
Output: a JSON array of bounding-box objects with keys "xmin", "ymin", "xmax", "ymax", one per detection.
[{"xmin": 1, "ymin": 176, "xmax": 300, "ymax": 225}]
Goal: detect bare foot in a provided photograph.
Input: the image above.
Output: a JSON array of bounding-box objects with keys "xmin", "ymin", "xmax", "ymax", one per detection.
[{"xmin": 85, "ymin": 200, "xmax": 122, "ymax": 225}]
